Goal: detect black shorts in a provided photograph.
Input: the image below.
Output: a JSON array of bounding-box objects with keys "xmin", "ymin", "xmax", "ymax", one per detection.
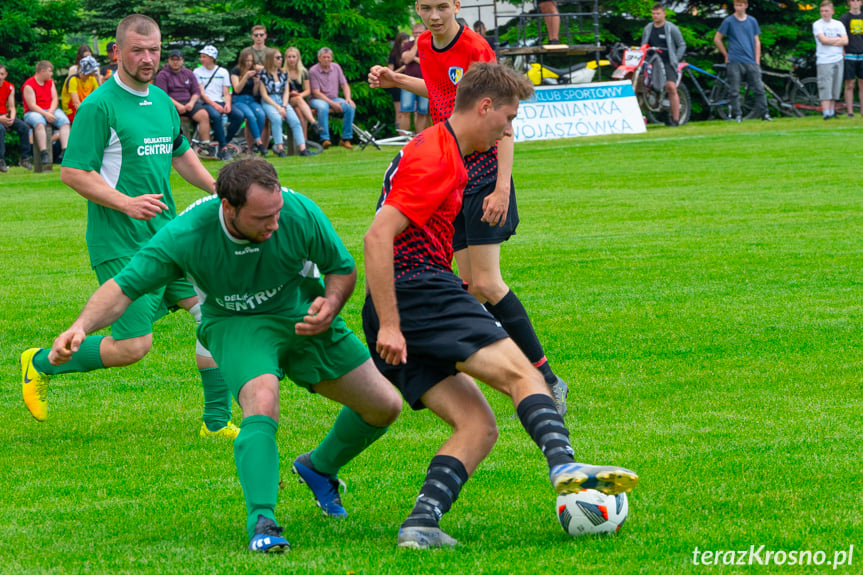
[
  {"xmin": 661, "ymin": 58, "xmax": 678, "ymax": 84},
  {"xmin": 180, "ymin": 99, "xmax": 207, "ymax": 118},
  {"xmin": 844, "ymin": 57, "xmax": 863, "ymax": 80},
  {"xmin": 361, "ymin": 273, "xmax": 508, "ymax": 410},
  {"xmin": 452, "ymin": 179, "xmax": 519, "ymax": 251}
]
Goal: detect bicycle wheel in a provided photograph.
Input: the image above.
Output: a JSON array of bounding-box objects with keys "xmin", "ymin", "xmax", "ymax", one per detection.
[
  {"xmin": 790, "ymin": 77, "xmax": 821, "ymax": 116},
  {"xmin": 676, "ymin": 83, "xmax": 691, "ymax": 125},
  {"xmin": 710, "ymin": 82, "xmax": 733, "ymax": 120}
]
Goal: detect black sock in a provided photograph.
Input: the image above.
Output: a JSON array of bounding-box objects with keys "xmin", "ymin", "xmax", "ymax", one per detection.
[
  {"xmin": 402, "ymin": 455, "xmax": 469, "ymax": 529},
  {"xmin": 485, "ymin": 290, "xmax": 556, "ymax": 386},
  {"xmin": 516, "ymin": 394, "xmax": 575, "ymax": 469}
]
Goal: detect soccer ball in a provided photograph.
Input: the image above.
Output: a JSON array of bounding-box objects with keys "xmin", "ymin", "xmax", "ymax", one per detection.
[{"xmin": 556, "ymin": 489, "xmax": 628, "ymax": 536}]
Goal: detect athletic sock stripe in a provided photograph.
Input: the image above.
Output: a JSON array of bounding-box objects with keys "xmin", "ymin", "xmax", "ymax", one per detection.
[
  {"xmin": 524, "ymin": 406, "xmax": 559, "ymax": 427},
  {"xmin": 429, "ymin": 465, "xmax": 466, "ymax": 488},
  {"xmin": 425, "ymin": 479, "xmax": 456, "ymax": 502}
]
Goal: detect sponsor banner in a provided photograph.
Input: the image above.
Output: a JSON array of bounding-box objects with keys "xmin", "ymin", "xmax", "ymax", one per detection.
[{"xmin": 514, "ymin": 81, "xmax": 646, "ymax": 142}]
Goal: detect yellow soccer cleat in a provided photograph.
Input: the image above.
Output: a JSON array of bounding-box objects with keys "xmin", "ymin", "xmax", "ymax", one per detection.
[
  {"xmin": 21, "ymin": 348, "xmax": 50, "ymax": 422},
  {"xmin": 199, "ymin": 421, "xmax": 240, "ymax": 439}
]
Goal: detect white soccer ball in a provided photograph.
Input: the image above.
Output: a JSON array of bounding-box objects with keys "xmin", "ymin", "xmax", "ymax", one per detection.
[{"xmin": 556, "ymin": 489, "xmax": 628, "ymax": 536}]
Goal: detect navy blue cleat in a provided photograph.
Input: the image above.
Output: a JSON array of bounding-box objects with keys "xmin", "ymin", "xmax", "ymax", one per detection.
[
  {"xmin": 292, "ymin": 452, "xmax": 347, "ymax": 518},
  {"xmin": 248, "ymin": 515, "xmax": 290, "ymax": 553},
  {"xmin": 550, "ymin": 463, "xmax": 638, "ymax": 495}
]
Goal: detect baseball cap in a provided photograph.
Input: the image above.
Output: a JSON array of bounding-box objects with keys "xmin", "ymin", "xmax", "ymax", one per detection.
[
  {"xmin": 199, "ymin": 45, "xmax": 218, "ymax": 60},
  {"xmin": 168, "ymin": 49, "xmax": 184, "ymax": 58},
  {"xmin": 106, "ymin": 41, "xmax": 117, "ymax": 53},
  {"xmin": 79, "ymin": 56, "xmax": 99, "ymax": 76}
]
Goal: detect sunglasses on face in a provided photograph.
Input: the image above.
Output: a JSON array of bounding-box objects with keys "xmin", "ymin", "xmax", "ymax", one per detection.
[{"xmin": 253, "ymin": 33, "xmax": 265, "ymax": 37}]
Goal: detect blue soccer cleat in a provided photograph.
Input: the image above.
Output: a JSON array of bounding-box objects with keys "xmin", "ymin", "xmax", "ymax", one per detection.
[
  {"xmin": 550, "ymin": 463, "xmax": 639, "ymax": 495},
  {"xmin": 291, "ymin": 452, "xmax": 347, "ymax": 518},
  {"xmin": 248, "ymin": 515, "xmax": 290, "ymax": 553}
]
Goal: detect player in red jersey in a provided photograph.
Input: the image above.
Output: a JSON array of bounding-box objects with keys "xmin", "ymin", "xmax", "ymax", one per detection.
[
  {"xmin": 369, "ymin": 0, "xmax": 569, "ymax": 416},
  {"xmin": 363, "ymin": 62, "xmax": 638, "ymax": 549}
]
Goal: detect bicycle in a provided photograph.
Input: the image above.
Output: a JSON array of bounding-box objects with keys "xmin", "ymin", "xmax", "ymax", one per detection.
[
  {"xmin": 676, "ymin": 62, "xmax": 734, "ymax": 121},
  {"xmin": 720, "ymin": 59, "xmax": 819, "ymax": 119}
]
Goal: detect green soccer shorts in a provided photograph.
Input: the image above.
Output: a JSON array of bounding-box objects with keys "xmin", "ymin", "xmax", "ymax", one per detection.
[{"xmin": 198, "ymin": 312, "xmax": 370, "ymax": 400}]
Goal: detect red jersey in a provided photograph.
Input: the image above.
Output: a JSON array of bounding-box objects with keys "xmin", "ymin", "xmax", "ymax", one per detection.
[
  {"xmin": 417, "ymin": 26, "xmax": 498, "ymax": 196},
  {"xmin": 22, "ymin": 76, "xmax": 54, "ymax": 113},
  {"xmin": 377, "ymin": 122, "xmax": 467, "ymax": 282},
  {"xmin": 417, "ymin": 26, "xmax": 496, "ymax": 125},
  {"xmin": 0, "ymin": 81, "xmax": 13, "ymax": 115}
]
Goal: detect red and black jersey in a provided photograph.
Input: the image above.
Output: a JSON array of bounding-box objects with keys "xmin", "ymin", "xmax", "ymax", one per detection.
[
  {"xmin": 376, "ymin": 122, "xmax": 467, "ymax": 282},
  {"xmin": 417, "ymin": 25, "xmax": 498, "ymax": 196}
]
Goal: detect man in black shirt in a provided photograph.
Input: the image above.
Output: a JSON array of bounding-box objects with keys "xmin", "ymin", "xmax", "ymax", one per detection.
[{"xmin": 640, "ymin": 3, "xmax": 687, "ymax": 125}]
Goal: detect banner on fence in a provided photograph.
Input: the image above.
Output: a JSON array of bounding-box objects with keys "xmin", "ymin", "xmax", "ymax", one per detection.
[{"xmin": 513, "ymin": 81, "xmax": 646, "ymax": 142}]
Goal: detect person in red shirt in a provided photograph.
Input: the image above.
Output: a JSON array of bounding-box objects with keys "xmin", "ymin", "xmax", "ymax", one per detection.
[
  {"xmin": 363, "ymin": 62, "xmax": 638, "ymax": 549},
  {"xmin": 22, "ymin": 60, "xmax": 70, "ymax": 165},
  {"xmin": 369, "ymin": 0, "xmax": 569, "ymax": 417},
  {"xmin": 0, "ymin": 64, "xmax": 34, "ymax": 172}
]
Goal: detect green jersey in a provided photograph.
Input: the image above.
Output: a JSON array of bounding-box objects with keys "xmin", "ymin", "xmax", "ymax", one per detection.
[
  {"xmin": 113, "ymin": 189, "xmax": 355, "ymax": 321},
  {"xmin": 61, "ymin": 75, "xmax": 190, "ymax": 267}
]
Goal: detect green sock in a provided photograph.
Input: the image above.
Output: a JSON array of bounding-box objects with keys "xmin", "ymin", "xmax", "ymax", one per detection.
[
  {"xmin": 235, "ymin": 414, "xmax": 280, "ymax": 538},
  {"xmin": 32, "ymin": 336, "xmax": 105, "ymax": 375},
  {"xmin": 310, "ymin": 406, "xmax": 388, "ymax": 477},
  {"xmin": 200, "ymin": 367, "xmax": 231, "ymax": 431}
]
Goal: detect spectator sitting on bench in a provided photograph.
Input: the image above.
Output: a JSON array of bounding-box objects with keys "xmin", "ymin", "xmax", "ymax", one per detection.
[
  {"xmin": 283, "ymin": 47, "xmax": 320, "ymax": 141},
  {"xmin": 155, "ymin": 49, "xmax": 213, "ymax": 154},
  {"xmin": 193, "ymin": 44, "xmax": 244, "ymax": 161},
  {"xmin": 0, "ymin": 63, "xmax": 34, "ymax": 172},
  {"xmin": 61, "ymin": 56, "xmax": 100, "ymax": 124},
  {"xmin": 309, "ymin": 47, "xmax": 355, "ymax": 150},
  {"xmin": 260, "ymin": 48, "xmax": 311, "ymax": 157},
  {"xmin": 22, "ymin": 60, "xmax": 70, "ymax": 165}
]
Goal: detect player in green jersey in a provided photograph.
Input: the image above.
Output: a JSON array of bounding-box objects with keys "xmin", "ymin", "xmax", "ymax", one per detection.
[
  {"xmin": 20, "ymin": 14, "xmax": 236, "ymax": 438},
  {"xmin": 45, "ymin": 157, "xmax": 402, "ymax": 553}
]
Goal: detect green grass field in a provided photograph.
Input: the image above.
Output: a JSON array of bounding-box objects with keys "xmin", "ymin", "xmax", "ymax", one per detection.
[{"xmin": 2, "ymin": 117, "xmax": 861, "ymax": 574}]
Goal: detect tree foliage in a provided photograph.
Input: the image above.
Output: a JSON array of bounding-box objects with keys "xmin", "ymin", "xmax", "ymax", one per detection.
[
  {"xmin": 77, "ymin": 0, "xmax": 255, "ymax": 67},
  {"xmin": 0, "ymin": 0, "xmax": 81, "ymax": 84}
]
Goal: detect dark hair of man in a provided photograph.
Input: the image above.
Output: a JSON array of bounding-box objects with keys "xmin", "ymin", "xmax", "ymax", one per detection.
[
  {"xmin": 453, "ymin": 62, "xmax": 534, "ymax": 112},
  {"xmin": 652, "ymin": 2, "xmax": 665, "ymax": 11},
  {"xmin": 0, "ymin": 64, "xmax": 7, "ymax": 73},
  {"xmin": 116, "ymin": 14, "xmax": 159, "ymax": 48},
  {"xmin": 217, "ymin": 158, "xmax": 280, "ymax": 209}
]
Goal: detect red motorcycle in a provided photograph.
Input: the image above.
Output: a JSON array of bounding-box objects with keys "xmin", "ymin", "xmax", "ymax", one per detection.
[{"xmin": 608, "ymin": 43, "xmax": 691, "ymax": 125}]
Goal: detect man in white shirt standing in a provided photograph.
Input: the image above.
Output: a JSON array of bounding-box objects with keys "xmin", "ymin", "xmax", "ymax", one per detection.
[
  {"xmin": 193, "ymin": 45, "xmax": 245, "ymax": 160},
  {"xmin": 813, "ymin": 1, "xmax": 849, "ymax": 119}
]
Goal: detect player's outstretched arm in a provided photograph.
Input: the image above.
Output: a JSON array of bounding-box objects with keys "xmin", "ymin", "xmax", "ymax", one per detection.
[
  {"xmin": 364, "ymin": 205, "xmax": 410, "ymax": 365},
  {"xmin": 61, "ymin": 166, "xmax": 169, "ymax": 220},
  {"xmin": 49, "ymin": 280, "xmax": 133, "ymax": 365},
  {"xmin": 172, "ymin": 148, "xmax": 216, "ymax": 195},
  {"xmin": 367, "ymin": 65, "xmax": 429, "ymax": 98},
  {"xmin": 295, "ymin": 269, "xmax": 358, "ymax": 336}
]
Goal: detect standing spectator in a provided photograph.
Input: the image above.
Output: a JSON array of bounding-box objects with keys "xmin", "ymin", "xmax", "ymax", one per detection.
[
  {"xmin": 309, "ymin": 47, "xmax": 356, "ymax": 150},
  {"xmin": 193, "ymin": 45, "xmax": 244, "ymax": 161},
  {"xmin": 840, "ymin": 0, "xmax": 863, "ymax": 116},
  {"xmin": 400, "ymin": 23, "xmax": 430, "ymax": 134},
  {"xmin": 641, "ymin": 3, "xmax": 686, "ymax": 126},
  {"xmin": 22, "ymin": 60, "xmax": 70, "ymax": 165},
  {"xmin": 260, "ymin": 48, "xmax": 310, "ymax": 157},
  {"xmin": 539, "ymin": 0, "xmax": 561, "ymax": 45},
  {"xmin": 61, "ymin": 56, "xmax": 100, "ymax": 123},
  {"xmin": 814, "ymin": 1, "xmax": 848, "ymax": 119},
  {"xmin": 154, "ymin": 49, "xmax": 212, "ymax": 151},
  {"xmin": 283, "ymin": 47, "xmax": 320, "ymax": 141},
  {"xmin": 231, "ymin": 48, "xmax": 268, "ymax": 156},
  {"xmin": 249, "ymin": 25, "xmax": 269, "ymax": 71},
  {"xmin": 713, "ymin": 0, "xmax": 771, "ymax": 122},
  {"xmin": 100, "ymin": 41, "xmax": 119, "ymax": 82},
  {"xmin": 388, "ymin": 32, "xmax": 409, "ymax": 130},
  {"xmin": 0, "ymin": 63, "xmax": 33, "ymax": 171}
]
